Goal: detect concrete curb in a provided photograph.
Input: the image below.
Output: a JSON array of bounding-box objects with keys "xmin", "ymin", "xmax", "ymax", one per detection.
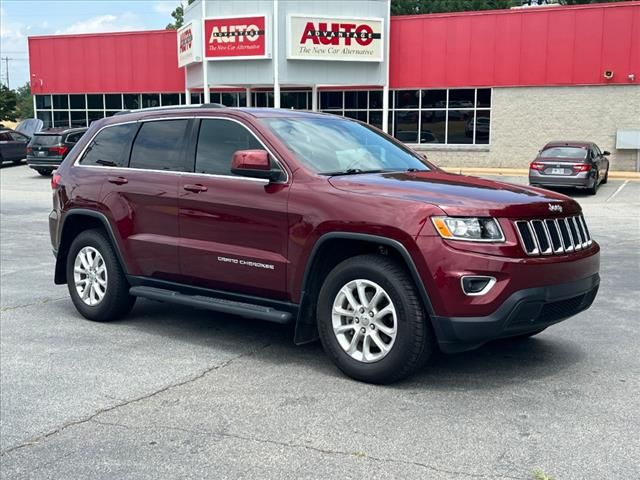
[{"xmin": 441, "ymin": 167, "xmax": 640, "ymax": 180}]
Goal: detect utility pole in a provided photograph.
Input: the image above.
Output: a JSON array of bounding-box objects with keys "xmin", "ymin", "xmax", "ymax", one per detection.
[{"xmin": 2, "ymin": 57, "xmax": 11, "ymax": 89}]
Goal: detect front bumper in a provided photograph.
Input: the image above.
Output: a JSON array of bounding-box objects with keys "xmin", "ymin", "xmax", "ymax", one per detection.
[{"xmin": 433, "ymin": 273, "xmax": 599, "ymax": 353}]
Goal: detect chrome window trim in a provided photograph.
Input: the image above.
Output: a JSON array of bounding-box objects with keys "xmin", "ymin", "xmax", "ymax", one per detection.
[{"xmin": 73, "ymin": 116, "xmax": 290, "ymax": 184}]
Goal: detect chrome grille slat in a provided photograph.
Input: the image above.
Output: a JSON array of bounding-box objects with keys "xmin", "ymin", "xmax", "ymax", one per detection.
[{"xmin": 514, "ymin": 215, "xmax": 593, "ymax": 256}]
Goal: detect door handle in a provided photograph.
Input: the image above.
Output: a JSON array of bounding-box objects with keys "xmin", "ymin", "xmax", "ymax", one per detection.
[
  {"xmin": 183, "ymin": 184, "xmax": 208, "ymax": 193},
  {"xmin": 107, "ymin": 176, "xmax": 128, "ymax": 185}
]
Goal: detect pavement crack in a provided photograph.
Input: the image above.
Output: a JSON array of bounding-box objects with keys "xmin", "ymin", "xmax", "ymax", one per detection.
[
  {"xmin": 82, "ymin": 421, "xmax": 519, "ymax": 479},
  {"xmin": 0, "ymin": 342, "xmax": 271, "ymax": 456},
  {"xmin": 0, "ymin": 297, "xmax": 67, "ymax": 312}
]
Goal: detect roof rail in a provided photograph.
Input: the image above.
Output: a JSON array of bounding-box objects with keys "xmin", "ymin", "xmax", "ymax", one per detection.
[{"xmin": 113, "ymin": 103, "xmax": 226, "ymax": 116}]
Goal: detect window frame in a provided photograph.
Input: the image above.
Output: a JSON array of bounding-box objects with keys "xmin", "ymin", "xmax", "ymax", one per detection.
[{"xmin": 128, "ymin": 117, "xmax": 193, "ymax": 172}]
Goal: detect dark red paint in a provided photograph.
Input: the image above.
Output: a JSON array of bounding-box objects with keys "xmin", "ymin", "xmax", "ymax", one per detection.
[{"xmin": 50, "ymin": 108, "xmax": 600, "ymax": 320}]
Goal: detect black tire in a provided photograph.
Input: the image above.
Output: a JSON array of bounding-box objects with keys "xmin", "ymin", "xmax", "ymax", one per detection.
[
  {"xmin": 36, "ymin": 168, "xmax": 52, "ymax": 176},
  {"xmin": 12, "ymin": 159, "xmax": 23, "ymax": 165},
  {"xmin": 586, "ymin": 174, "xmax": 598, "ymax": 195},
  {"xmin": 66, "ymin": 229, "xmax": 135, "ymax": 322},
  {"xmin": 317, "ymin": 254, "xmax": 434, "ymax": 384},
  {"xmin": 602, "ymin": 167, "xmax": 609, "ymax": 184}
]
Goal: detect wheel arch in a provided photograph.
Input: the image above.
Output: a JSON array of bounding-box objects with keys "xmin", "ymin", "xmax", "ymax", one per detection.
[
  {"xmin": 55, "ymin": 209, "xmax": 127, "ymax": 285},
  {"xmin": 294, "ymin": 232, "xmax": 436, "ymax": 345}
]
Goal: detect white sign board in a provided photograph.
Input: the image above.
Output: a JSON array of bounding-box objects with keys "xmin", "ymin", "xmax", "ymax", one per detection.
[
  {"xmin": 177, "ymin": 21, "xmax": 203, "ymax": 67},
  {"xmin": 616, "ymin": 129, "xmax": 640, "ymax": 149},
  {"xmin": 287, "ymin": 16, "xmax": 384, "ymax": 62}
]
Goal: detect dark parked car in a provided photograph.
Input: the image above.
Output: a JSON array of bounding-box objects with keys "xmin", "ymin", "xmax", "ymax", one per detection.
[
  {"xmin": 529, "ymin": 141, "xmax": 610, "ymax": 195},
  {"xmin": 49, "ymin": 107, "xmax": 600, "ymax": 384},
  {"xmin": 0, "ymin": 128, "xmax": 31, "ymax": 165},
  {"xmin": 27, "ymin": 127, "xmax": 87, "ymax": 176}
]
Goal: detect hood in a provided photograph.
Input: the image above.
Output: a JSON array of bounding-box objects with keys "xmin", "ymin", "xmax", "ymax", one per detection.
[
  {"xmin": 328, "ymin": 170, "xmax": 580, "ymax": 218},
  {"xmin": 14, "ymin": 118, "xmax": 43, "ymax": 138}
]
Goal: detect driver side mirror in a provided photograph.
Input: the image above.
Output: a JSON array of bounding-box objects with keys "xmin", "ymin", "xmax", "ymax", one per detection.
[
  {"xmin": 231, "ymin": 150, "xmax": 282, "ymax": 182},
  {"xmin": 603, "ymin": 150, "xmax": 611, "ymax": 156}
]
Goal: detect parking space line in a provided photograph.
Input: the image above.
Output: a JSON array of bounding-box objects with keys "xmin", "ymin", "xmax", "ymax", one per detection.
[{"xmin": 606, "ymin": 180, "xmax": 629, "ymax": 202}]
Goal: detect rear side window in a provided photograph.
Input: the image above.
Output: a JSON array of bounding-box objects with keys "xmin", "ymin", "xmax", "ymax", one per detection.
[
  {"xmin": 80, "ymin": 123, "xmax": 138, "ymax": 167},
  {"xmin": 65, "ymin": 131, "xmax": 85, "ymax": 144},
  {"xmin": 130, "ymin": 120, "xmax": 189, "ymax": 171},
  {"xmin": 31, "ymin": 135, "xmax": 62, "ymax": 146},
  {"xmin": 195, "ymin": 119, "xmax": 262, "ymax": 175}
]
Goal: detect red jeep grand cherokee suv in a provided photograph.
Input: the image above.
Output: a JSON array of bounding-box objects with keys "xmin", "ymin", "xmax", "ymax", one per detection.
[{"xmin": 49, "ymin": 107, "xmax": 600, "ymax": 383}]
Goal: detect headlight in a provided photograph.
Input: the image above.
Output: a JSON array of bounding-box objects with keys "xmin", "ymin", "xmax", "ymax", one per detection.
[{"xmin": 431, "ymin": 216, "xmax": 505, "ymax": 242}]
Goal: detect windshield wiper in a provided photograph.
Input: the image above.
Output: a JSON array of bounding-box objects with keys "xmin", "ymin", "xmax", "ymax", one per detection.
[{"xmin": 321, "ymin": 168, "xmax": 388, "ymax": 176}]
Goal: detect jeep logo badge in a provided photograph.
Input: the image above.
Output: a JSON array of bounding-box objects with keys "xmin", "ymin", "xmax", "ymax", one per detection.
[{"xmin": 548, "ymin": 204, "xmax": 563, "ymax": 213}]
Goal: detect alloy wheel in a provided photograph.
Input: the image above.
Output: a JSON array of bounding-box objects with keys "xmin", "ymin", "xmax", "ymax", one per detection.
[
  {"xmin": 73, "ymin": 246, "xmax": 108, "ymax": 306},
  {"xmin": 331, "ymin": 279, "xmax": 397, "ymax": 363}
]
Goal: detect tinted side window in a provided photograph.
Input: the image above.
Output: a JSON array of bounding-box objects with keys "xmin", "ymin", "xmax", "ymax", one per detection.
[
  {"xmin": 8, "ymin": 132, "xmax": 28, "ymax": 142},
  {"xmin": 0, "ymin": 133, "xmax": 12, "ymax": 141},
  {"xmin": 195, "ymin": 119, "xmax": 262, "ymax": 175},
  {"xmin": 130, "ymin": 120, "xmax": 189, "ymax": 171},
  {"xmin": 65, "ymin": 132, "xmax": 84, "ymax": 144},
  {"xmin": 81, "ymin": 123, "xmax": 138, "ymax": 167}
]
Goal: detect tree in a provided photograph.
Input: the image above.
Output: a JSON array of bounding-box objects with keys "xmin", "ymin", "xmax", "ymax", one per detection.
[
  {"xmin": 14, "ymin": 83, "xmax": 33, "ymax": 120},
  {"xmin": 0, "ymin": 84, "xmax": 18, "ymax": 122},
  {"xmin": 166, "ymin": 0, "xmax": 195, "ymax": 30}
]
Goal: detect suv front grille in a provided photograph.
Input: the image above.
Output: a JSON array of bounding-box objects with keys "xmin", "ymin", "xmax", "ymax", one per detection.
[{"xmin": 515, "ymin": 215, "xmax": 592, "ymax": 256}]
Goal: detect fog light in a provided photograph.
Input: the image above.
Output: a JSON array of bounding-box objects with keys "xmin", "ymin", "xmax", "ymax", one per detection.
[{"xmin": 461, "ymin": 276, "xmax": 496, "ymax": 296}]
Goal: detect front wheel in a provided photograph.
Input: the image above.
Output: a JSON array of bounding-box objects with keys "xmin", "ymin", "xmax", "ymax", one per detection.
[
  {"xmin": 317, "ymin": 254, "xmax": 434, "ymax": 384},
  {"xmin": 66, "ymin": 229, "xmax": 135, "ymax": 322}
]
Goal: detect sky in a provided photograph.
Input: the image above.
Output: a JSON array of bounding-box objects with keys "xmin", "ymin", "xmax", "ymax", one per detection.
[{"xmin": 0, "ymin": 0, "xmax": 184, "ymax": 89}]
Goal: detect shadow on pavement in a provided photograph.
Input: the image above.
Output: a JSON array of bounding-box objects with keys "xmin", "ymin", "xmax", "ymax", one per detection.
[{"xmin": 98, "ymin": 298, "xmax": 584, "ymax": 391}]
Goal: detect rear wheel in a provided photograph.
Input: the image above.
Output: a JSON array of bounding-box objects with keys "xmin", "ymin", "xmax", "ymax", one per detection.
[
  {"xmin": 602, "ymin": 167, "xmax": 609, "ymax": 184},
  {"xmin": 586, "ymin": 174, "xmax": 598, "ymax": 195},
  {"xmin": 66, "ymin": 229, "xmax": 135, "ymax": 322},
  {"xmin": 317, "ymin": 254, "xmax": 434, "ymax": 384},
  {"xmin": 12, "ymin": 159, "xmax": 23, "ymax": 165},
  {"xmin": 35, "ymin": 168, "xmax": 52, "ymax": 176}
]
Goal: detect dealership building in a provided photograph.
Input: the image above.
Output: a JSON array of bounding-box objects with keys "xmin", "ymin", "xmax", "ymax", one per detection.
[{"xmin": 28, "ymin": 0, "xmax": 640, "ymax": 170}]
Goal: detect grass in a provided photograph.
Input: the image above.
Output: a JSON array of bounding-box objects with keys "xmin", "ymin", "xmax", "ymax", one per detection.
[{"xmin": 532, "ymin": 469, "xmax": 555, "ymax": 480}]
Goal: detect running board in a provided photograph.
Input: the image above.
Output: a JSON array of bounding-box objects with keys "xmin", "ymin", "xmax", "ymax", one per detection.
[{"xmin": 129, "ymin": 286, "xmax": 292, "ymax": 324}]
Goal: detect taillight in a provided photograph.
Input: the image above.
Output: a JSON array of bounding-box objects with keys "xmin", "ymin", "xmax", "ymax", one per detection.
[
  {"xmin": 530, "ymin": 162, "xmax": 545, "ymax": 171},
  {"xmin": 26, "ymin": 146, "xmax": 33, "ymax": 154},
  {"xmin": 51, "ymin": 172, "xmax": 61, "ymax": 190},
  {"xmin": 48, "ymin": 145, "xmax": 69, "ymax": 156},
  {"xmin": 572, "ymin": 164, "xmax": 591, "ymax": 172}
]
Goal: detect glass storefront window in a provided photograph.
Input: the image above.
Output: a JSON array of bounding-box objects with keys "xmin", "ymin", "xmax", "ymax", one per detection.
[
  {"xmin": 70, "ymin": 111, "xmax": 87, "ymax": 127},
  {"xmin": 53, "ymin": 95, "xmax": 68, "ymax": 109},
  {"xmin": 123, "ymin": 94, "xmax": 140, "ymax": 109},
  {"xmin": 36, "ymin": 95, "xmax": 52, "ymax": 110},
  {"xmin": 447, "ymin": 109, "xmax": 474, "ymax": 144},
  {"xmin": 161, "ymin": 93, "xmax": 180, "ymax": 106},
  {"xmin": 369, "ymin": 91, "xmax": 383, "ymax": 109},
  {"xmin": 141, "ymin": 94, "xmax": 159, "ymax": 108},
  {"xmin": 105, "ymin": 94, "xmax": 122, "ymax": 109},
  {"xmin": 36, "ymin": 111, "xmax": 52, "ymax": 128},
  {"xmin": 87, "ymin": 94, "xmax": 104, "ymax": 109},
  {"xmin": 70, "ymin": 95, "xmax": 86, "ymax": 109},
  {"xmin": 393, "ymin": 110, "xmax": 419, "ymax": 143},
  {"xmin": 320, "ymin": 92, "xmax": 342, "ymax": 110},
  {"xmin": 88, "ymin": 111, "xmax": 104, "ymax": 125},
  {"xmin": 53, "ymin": 110, "xmax": 70, "ymax": 127},
  {"xmin": 343, "ymin": 110, "xmax": 367, "ymax": 122},
  {"xmin": 420, "ymin": 111, "xmax": 445, "ymax": 144},
  {"xmin": 395, "ymin": 90, "xmax": 419, "ymax": 109},
  {"xmin": 422, "ymin": 90, "xmax": 446, "ymax": 109},
  {"xmin": 344, "ymin": 91, "xmax": 368, "ymax": 110},
  {"xmin": 448, "ymin": 89, "xmax": 474, "ymax": 109},
  {"xmin": 476, "ymin": 89, "xmax": 491, "ymax": 108},
  {"xmin": 280, "ymin": 91, "xmax": 308, "ymax": 109},
  {"xmin": 475, "ymin": 111, "xmax": 491, "ymax": 144}
]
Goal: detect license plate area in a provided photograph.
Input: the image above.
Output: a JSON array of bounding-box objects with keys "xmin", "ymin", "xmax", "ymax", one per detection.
[
  {"xmin": 37, "ymin": 151, "xmax": 48, "ymax": 157},
  {"xmin": 550, "ymin": 168, "xmax": 565, "ymax": 175}
]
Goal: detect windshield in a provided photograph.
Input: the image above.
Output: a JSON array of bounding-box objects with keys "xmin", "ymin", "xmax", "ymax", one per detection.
[
  {"xmin": 540, "ymin": 147, "xmax": 587, "ymax": 160},
  {"xmin": 261, "ymin": 116, "xmax": 431, "ymax": 175}
]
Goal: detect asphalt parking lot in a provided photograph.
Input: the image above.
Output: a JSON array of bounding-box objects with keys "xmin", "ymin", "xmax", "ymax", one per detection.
[{"xmin": 1, "ymin": 162, "xmax": 639, "ymax": 480}]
